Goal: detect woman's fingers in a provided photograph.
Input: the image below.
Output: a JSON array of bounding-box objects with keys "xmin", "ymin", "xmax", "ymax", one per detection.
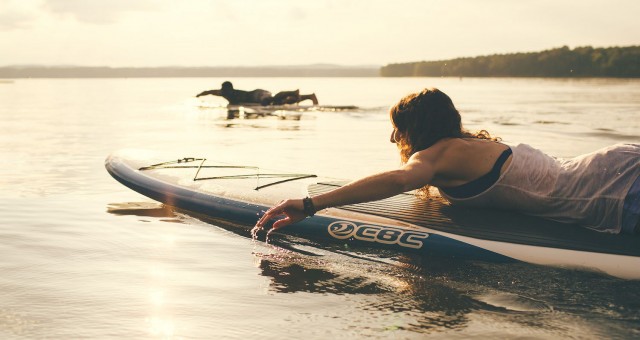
[
  {"xmin": 257, "ymin": 202, "xmax": 285, "ymax": 226},
  {"xmin": 256, "ymin": 211, "xmax": 275, "ymax": 228}
]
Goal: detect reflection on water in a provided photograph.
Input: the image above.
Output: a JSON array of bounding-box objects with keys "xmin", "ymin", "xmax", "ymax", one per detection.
[
  {"xmin": 107, "ymin": 202, "xmax": 176, "ymax": 218},
  {"xmin": 250, "ymin": 244, "xmax": 578, "ymax": 335},
  {"xmin": 107, "ymin": 202, "xmax": 184, "ymax": 224},
  {"xmin": 223, "ymin": 108, "xmax": 302, "ymax": 121},
  {"xmin": 253, "ymin": 249, "xmax": 481, "ymax": 333},
  {"xmin": 255, "ymin": 253, "xmax": 388, "ymax": 295}
]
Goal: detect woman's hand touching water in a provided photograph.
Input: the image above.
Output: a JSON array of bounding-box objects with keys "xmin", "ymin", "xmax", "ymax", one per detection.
[{"xmin": 252, "ymin": 198, "xmax": 307, "ymax": 237}]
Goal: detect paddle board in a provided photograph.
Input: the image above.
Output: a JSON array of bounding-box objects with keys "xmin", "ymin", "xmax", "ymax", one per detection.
[
  {"xmin": 226, "ymin": 103, "xmax": 358, "ymax": 111},
  {"xmin": 105, "ymin": 149, "xmax": 640, "ymax": 280},
  {"xmin": 198, "ymin": 102, "xmax": 359, "ymax": 116}
]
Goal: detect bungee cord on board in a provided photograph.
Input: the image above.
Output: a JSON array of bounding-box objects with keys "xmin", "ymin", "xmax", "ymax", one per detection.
[{"xmin": 139, "ymin": 157, "xmax": 317, "ymax": 190}]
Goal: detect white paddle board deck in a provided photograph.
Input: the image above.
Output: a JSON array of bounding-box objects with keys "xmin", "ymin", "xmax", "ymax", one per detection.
[{"xmin": 105, "ymin": 150, "xmax": 640, "ymax": 279}]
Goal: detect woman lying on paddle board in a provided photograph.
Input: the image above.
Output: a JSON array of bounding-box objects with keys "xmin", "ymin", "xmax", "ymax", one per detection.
[{"xmin": 255, "ymin": 88, "xmax": 640, "ymax": 235}]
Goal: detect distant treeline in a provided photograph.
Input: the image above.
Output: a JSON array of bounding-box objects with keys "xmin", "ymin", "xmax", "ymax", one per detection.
[
  {"xmin": 380, "ymin": 46, "xmax": 640, "ymax": 78},
  {"xmin": 0, "ymin": 65, "xmax": 378, "ymax": 78}
]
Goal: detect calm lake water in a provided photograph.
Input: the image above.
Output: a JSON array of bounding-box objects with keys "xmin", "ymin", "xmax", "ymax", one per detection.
[{"xmin": 1, "ymin": 77, "xmax": 640, "ymax": 339}]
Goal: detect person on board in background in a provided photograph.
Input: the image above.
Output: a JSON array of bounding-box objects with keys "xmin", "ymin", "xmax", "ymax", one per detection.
[
  {"xmin": 255, "ymin": 88, "xmax": 640, "ymax": 236},
  {"xmin": 196, "ymin": 81, "xmax": 318, "ymax": 106},
  {"xmin": 261, "ymin": 89, "xmax": 319, "ymax": 106}
]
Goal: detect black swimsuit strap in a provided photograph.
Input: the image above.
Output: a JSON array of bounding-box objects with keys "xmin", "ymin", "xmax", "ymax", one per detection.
[{"xmin": 440, "ymin": 147, "xmax": 512, "ymax": 199}]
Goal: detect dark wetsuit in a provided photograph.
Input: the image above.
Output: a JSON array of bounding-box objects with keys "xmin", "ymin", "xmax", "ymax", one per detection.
[
  {"xmin": 262, "ymin": 90, "xmax": 300, "ymax": 105},
  {"xmin": 222, "ymin": 89, "xmax": 271, "ymax": 105}
]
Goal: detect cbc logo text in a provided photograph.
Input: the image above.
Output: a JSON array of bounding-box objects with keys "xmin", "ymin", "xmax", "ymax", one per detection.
[{"xmin": 327, "ymin": 221, "xmax": 428, "ymax": 249}]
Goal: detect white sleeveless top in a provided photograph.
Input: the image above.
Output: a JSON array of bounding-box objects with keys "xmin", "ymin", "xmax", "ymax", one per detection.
[{"xmin": 439, "ymin": 143, "xmax": 640, "ymax": 233}]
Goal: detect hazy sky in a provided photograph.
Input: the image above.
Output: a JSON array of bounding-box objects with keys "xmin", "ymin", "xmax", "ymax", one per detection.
[{"xmin": 1, "ymin": 0, "xmax": 639, "ymax": 67}]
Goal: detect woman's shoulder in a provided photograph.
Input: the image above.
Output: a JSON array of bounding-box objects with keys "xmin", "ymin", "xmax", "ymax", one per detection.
[
  {"xmin": 410, "ymin": 138, "xmax": 470, "ymax": 162},
  {"xmin": 409, "ymin": 138, "xmax": 496, "ymax": 185},
  {"xmin": 413, "ymin": 138, "xmax": 511, "ymax": 166}
]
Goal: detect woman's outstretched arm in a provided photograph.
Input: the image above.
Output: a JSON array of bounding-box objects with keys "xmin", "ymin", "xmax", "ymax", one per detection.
[{"xmin": 255, "ymin": 151, "xmax": 436, "ymax": 232}]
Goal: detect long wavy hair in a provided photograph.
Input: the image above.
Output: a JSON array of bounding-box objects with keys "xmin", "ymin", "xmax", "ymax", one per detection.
[{"xmin": 389, "ymin": 88, "xmax": 499, "ymax": 197}]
